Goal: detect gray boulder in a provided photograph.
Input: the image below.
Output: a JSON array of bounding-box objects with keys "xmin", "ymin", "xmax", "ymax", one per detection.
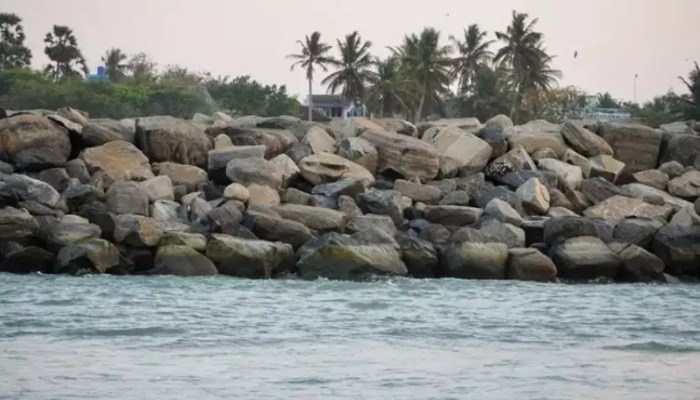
[
  {"xmin": 561, "ymin": 122, "xmax": 613, "ymax": 157},
  {"xmin": 506, "ymin": 248, "xmax": 557, "ymax": 281},
  {"xmin": 659, "ymin": 134, "xmax": 700, "ymax": 167},
  {"xmin": 0, "ymin": 206, "xmax": 39, "ymax": 240},
  {"xmin": 394, "ymin": 179, "xmax": 442, "ymax": 205},
  {"xmin": 3, "ymin": 174, "xmax": 60, "ymax": 208},
  {"xmin": 106, "ymin": 181, "xmax": 149, "ymax": 216},
  {"xmin": 599, "ymin": 123, "xmax": 662, "ymax": 175},
  {"xmin": 205, "ymin": 234, "xmax": 293, "ymax": 278},
  {"xmin": 149, "ymin": 245, "xmax": 218, "ymax": 276},
  {"xmin": 397, "ymin": 234, "xmax": 438, "ymax": 278},
  {"xmin": 38, "ymin": 168, "xmax": 71, "ymax": 192},
  {"xmin": 0, "ymin": 114, "xmax": 71, "ymax": 171},
  {"xmin": 208, "ymin": 145, "xmax": 266, "ymax": 184},
  {"xmin": 225, "ymin": 157, "xmax": 282, "ymax": 189},
  {"xmin": 54, "ymin": 239, "xmax": 120, "ymax": 275},
  {"xmin": 552, "ymin": 236, "xmax": 621, "ymax": 280},
  {"xmin": 247, "ymin": 212, "xmax": 315, "ymax": 249},
  {"xmin": 336, "ymin": 137, "xmax": 379, "ymax": 173},
  {"xmin": 357, "ymin": 190, "xmax": 404, "ymax": 226},
  {"xmin": 613, "ymin": 217, "xmax": 666, "ymax": 247},
  {"xmin": 653, "ymin": 224, "xmax": 700, "ymax": 276},
  {"xmin": 274, "ymin": 204, "xmax": 346, "ymax": 231},
  {"xmin": 423, "ymin": 205, "xmax": 483, "ymax": 226},
  {"xmin": 135, "ymin": 116, "xmax": 211, "ymax": 168},
  {"xmin": 0, "ymin": 246, "xmax": 55, "ymax": 274},
  {"xmin": 610, "ymin": 243, "xmax": 665, "ymax": 283},
  {"xmin": 441, "ymin": 242, "xmax": 509, "ymax": 279}
]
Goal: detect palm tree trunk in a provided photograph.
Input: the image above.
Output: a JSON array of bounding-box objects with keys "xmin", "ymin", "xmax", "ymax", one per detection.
[
  {"xmin": 307, "ymin": 77, "xmax": 313, "ymax": 122},
  {"xmin": 415, "ymin": 86, "xmax": 427, "ymax": 123}
]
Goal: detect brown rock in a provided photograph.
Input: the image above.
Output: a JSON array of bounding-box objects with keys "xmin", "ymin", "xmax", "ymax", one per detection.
[
  {"xmin": 299, "ymin": 153, "xmax": 375, "ymax": 188},
  {"xmin": 561, "ymin": 122, "xmax": 614, "ymax": 157},
  {"xmin": 152, "ymin": 162, "xmax": 208, "ymax": 192},
  {"xmin": 599, "ymin": 123, "xmax": 662, "ymax": 175},
  {"xmin": 81, "ymin": 140, "xmax": 154, "ymax": 183},
  {"xmin": 0, "ymin": 114, "xmax": 71, "ymax": 171},
  {"xmin": 360, "ymin": 129, "xmax": 441, "ymax": 182},
  {"xmin": 135, "ymin": 116, "xmax": 212, "ymax": 168},
  {"xmin": 583, "ymin": 195, "xmax": 674, "ymax": 223}
]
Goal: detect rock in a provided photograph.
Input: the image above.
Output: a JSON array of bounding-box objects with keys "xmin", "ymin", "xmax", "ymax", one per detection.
[
  {"xmin": 613, "ymin": 217, "xmax": 666, "ymax": 247},
  {"xmin": 422, "ymin": 126, "xmax": 493, "ymax": 176},
  {"xmin": 208, "ymin": 146, "xmax": 266, "ymax": 184},
  {"xmin": 225, "ymin": 157, "xmax": 282, "ymax": 189},
  {"xmin": 562, "ymin": 149, "xmax": 592, "ymax": 178},
  {"xmin": 151, "ymin": 200, "xmax": 181, "ymax": 221},
  {"xmin": 373, "ymin": 118, "xmax": 419, "ymax": 137},
  {"xmin": 472, "ymin": 185, "xmax": 524, "ymax": 216},
  {"xmin": 283, "ymin": 188, "xmax": 312, "ymax": 205},
  {"xmin": 2, "ymin": 174, "xmax": 60, "ymax": 208},
  {"xmin": 0, "ymin": 114, "xmax": 71, "ymax": 170},
  {"xmin": 455, "ymin": 173, "xmax": 488, "ymax": 195},
  {"xmin": 17, "ymin": 200, "xmax": 61, "ymax": 217},
  {"xmin": 543, "ymin": 216, "xmax": 599, "ymax": 245},
  {"xmin": 0, "ymin": 160, "xmax": 14, "ymax": 174},
  {"xmin": 45, "ymin": 215, "xmax": 102, "ymax": 251},
  {"xmin": 516, "ymin": 178, "xmax": 550, "ymax": 214},
  {"xmin": 418, "ymin": 118, "xmax": 481, "ymax": 135},
  {"xmin": 564, "ymin": 189, "xmax": 591, "ymax": 214},
  {"xmin": 56, "ymin": 106, "xmax": 89, "ymax": 125},
  {"xmin": 506, "ymin": 120, "xmax": 568, "ymax": 157},
  {"xmin": 297, "ymin": 232, "xmax": 407, "ymax": 280},
  {"xmin": 105, "ymin": 181, "xmax": 149, "ymax": 216},
  {"xmin": 159, "ymin": 231, "xmax": 208, "ymax": 251},
  {"xmin": 427, "ymin": 179, "xmax": 457, "ymax": 195},
  {"xmin": 138, "ymin": 176, "xmax": 174, "ymax": 202},
  {"xmin": 500, "ymin": 170, "xmax": 558, "ymax": 191},
  {"xmin": 357, "ymin": 190, "xmax": 403, "ymax": 226},
  {"xmin": 152, "ymin": 162, "xmax": 208, "ymax": 192},
  {"xmin": 653, "ymin": 224, "xmax": 700, "ymax": 276},
  {"xmin": 484, "ymin": 198, "xmax": 523, "ymax": 226},
  {"xmin": 345, "ymin": 214, "xmax": 396, "ymax": 236},
  {"xmin": 223, "ymin": 183, "xmax": 249, "ymax": 203},
  {"xmin": 696, "ymin": 197, "xmax": 700, "ymax": 216},
  {"xmin": 537, "ymin": 158, "xmax": 583, "ymax": 191},
  {"xmin": 660, "ymin": 121, "xmax": 695, "ymax": 136},
  {"xmin": 609, "ymin": 243, "xmax": 665, "ymax": 283},
  {"xmin": 269, "ymin": 154, "xmax": 300, "ymax": 188},
  {"xmin": 659, "ymin": 134, "xmax": 700, "ymax": 167},
  {"xmin": 669, "ymin": 205, "xmax": 700, "ymax": 227},
  {"xmin": 623, "ymin": 183, "xmax": 693, "ymax": 211},
  {"xmin": 441, "ymin": 242, "xmax": 509, "ymax": 279},
  {"xmin": 477, "ymin": 127, "xmax": 508, "ymax": 158},
  {"xmin": 336, "ymin": 137, "xmax": 378, "ymax": 174},
  {"xmin": 549, "ymin": 188, "xmax": 572, "ymax": 210},
  {"xmin": 205, "ymin": 202, "xmax": 243, "ymax": 230},
  {"xmin": 423, "ymin": 205, "xmax": 482, "ymax": 226},
  {"xmin": 284, "ymin": 142, "xmax": 313, "ymax": 165},
  {"xmin": 298, "ymin": 153, "xmax": 374, "ymax": 188},
  {"xmin": 469, "ymin": 219, "xmax": 526, "ymax": 248},
  {"xmin": 338, "ymin": 195, "xmax": 363, "ymax": 217},
  {"xmin": 552, "ymin": 236, "xmax": 621, "ymax": 280},
  {"xmin": 54, "ymin": 239, "xmax": 120, "ymax": 275},
  {"xmin": 360, "ymin": 129, "xmax": 441, "ymax": 182},
  {"xmin": 302, "ymin": 125, "xmax": 336, "ymax": 154},
  {"xmin": 38, "ymin": 168, "xmax": 71, "ymax": 192},
  {"xmin": 484, "ymin": 114, "xmax": 513, "ymax": 130},
  {"xmin": 439, "ymin": 190, "xmax": 471, "ymax": 206},
  {"xmin": 547, "ymin": 207, "xmax": 579, "ymax": 218},
  {"xmin": 187, "ymin": 197, "xmax": 213, "ymax": 222},
  {"xmin": 135, "ymin": 116, "xmax": 211, "ymax": 167},
  {"xmin": 246, "ymin": 184, "xmax": 281, "ymax": 207},
  {"xmin": 580, "ymin": 177, "xmax": 629, "ymax": 204},
  {"xmin": 561, "ymin": 122, "xmax": 614, "ymax": 157},
  {"xmin": 630, "ymin": 170, "xmax": 669, "ymax": 191},
  {"xmin": 506, "ymin": 248, "xmax": 557, "ymax": 281},
  {"xmin": 77, "ymin": 118, "xmax": 135, "ymax": 148},
  {"xmin": 80, "ymin": 140, "xmax": 154, "ymax": 183},
  {"xmin": 658, "ymin": 161, "xmax": 685, "ymax": 179},
  {"xmin": 312, "ymin": 179, "xmax": 364, "ymax": 203},
  {"xmin": 668, "ymin": 171, "xmax": 700, "ymax": 198},
  {"xmin": 584, "ymin": 195, "xmax": 673, "ymax": 223},
  {"xmin": 149, "ymin": 245, "xmax": 218, "ymax": 276},
  {"xmin": 487, "ymin": 146, "xmax": 537, "ymax": 180},
  {"xmin": 113, "ymin": 215, "xmax": 189, "ymax": 247},
  {"xmin": 599, "ymin": 123, "xmax": 662, "ymax": 174},
  {"xmin": 588, "ymin": 155, "xmax": 625, "ymax": 183},
  {"xmin": 394, "ymin": 179, "xmax": 442, "ymax": 205},
  {"xmin": 0, "ymin": 246, "xmax": 55, "ymax": 274},
  {"xmin": 274, "ymin": 204, "xmax": 346, "ymax": 231},
  {"xmin": 531, "ymin": 148, "xmax": 559, "ymax": 162},
  {"xmin": 206, "ymin": 234, "xmax": 293, "ymax": 278},
  {"xmin": 247, "ymin": 213, "xmax": 315, "ymax": 249}
]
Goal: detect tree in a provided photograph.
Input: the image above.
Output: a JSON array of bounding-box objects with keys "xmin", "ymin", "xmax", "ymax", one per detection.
[
  {"xmin": 101, "ymin": 48, "xmax": 128, "ymax": 82},
  {"xmin": 287, "ymin": 31, "xmax": 333, "ymax": 121},
  {"xmin": 43, "ymin": 25, "xmax": 88, "ymax": 81},
  {"xmin": 159, "ymin": 65, "xmax": 205, "ymax": 86},
  {"xmin": 449, "ymin": 24, "xmax": 494, "ymax": 94},
  {"xmin": 597, "ymin": 92, "xmax": 618, "ymax": 108},
  {"xmin": 495, "ymin": 11, "xmax": 561, "ymax": 121},
  {"xmin": 205, "ymin": 75, "xmax": 299, "ymax": 117},
  {"xmin": 679, "ymin": 61, "xmax": 700, "ymax": 120},
  {"xmin": 322, "ymin": 31, "xmax": 377, "ymax": 106},
  {"xmin": 365, "ymin": 56, "xmax": 417, "ymax": 117},
  {"xmin": 0, "ymin": 13, "xmax": 32, "ymax": 69},
  {"xmin": 128, "ymin": 52, "xmax": 157, "ymax": 83},
  {"xmin": 392, "ymin": 28, "xmax": 453, "ymax": 121},
  {"xmin": 453, "ymin": 64, "xmax": 512, "ymax": 121}
]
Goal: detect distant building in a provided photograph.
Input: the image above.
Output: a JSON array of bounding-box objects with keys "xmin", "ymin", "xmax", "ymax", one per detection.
[
  {"xmin": 581, "ymin": 95, "xmax": 631, "ymax": 123},
  {"xmin": 86, "ymin": 66, "xmax": 109, "ymax": 82},
  {"xmin": 307, "ymin": 95, "xmax": 368, "ymax": 120}
]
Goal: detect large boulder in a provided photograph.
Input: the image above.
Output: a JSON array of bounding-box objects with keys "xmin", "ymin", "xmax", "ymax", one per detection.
[
  {"xmin": 2, "ymin": 174, "xmax": 60, "ymax": 208},
  {"xmin": 80, "ymin": 140, "xmax": 154, "ymax": 183},
  {"xmin": 225, "ymin": 157, "xmax": 283, "ymax": 189},
  {"xmin": 668, "ymin": 171, "xmax": 700, "ymax": 198},
  {"xmin": 152, "ymin": 162, "xmax": 208, "ymax": 193},
  {"xmin": 516, "ymin": 177, "xmax": 550, "ymax": 214},
  {"xmin": 611, "ymin": 243, "xmax": 665, "ymax": 283},
  {"xmin": 630, "ymin": 169, "xmax": 669, "ymax": 191},
  {"xmin": 658, "ymin": 134, "xmax": 700, "ymax": 167},
  {"xmin": 38, "ymin": 168, "xmax": 71, "ymax": 193},
  {"xmin": 588, "ymin": 155, "xmax": 625, "ymax": 183},
  {"xmin": 159, "ymin": 231, "xmax": 208, "ymax": 251},
  {"xmin": 580, "ymin": 177, "xmax": 629, "ymax": 204},
  {"xmin": 270, "ymin": 154, "xmax": 300, "ymax": 188},
  {"xmin": 246, "ymin": 212, "xmax": 315, "ymax": 249},
  {"xmin": 613, "ymin": 217, "xmax": 666, "ymax": 247},
  {"xmin": 562, "ymin": 149, "xmax": 592, "ymax": 178},
  {"xmin": 484, "ymin": 114, "xmax": 513, "ymax": 130},
  {"xmin": 397, "ymin": 234, "xmax": 438, "ymax": 278},
  {"xmin": 135, "ymin": 116, "xmax": 211, "ymax": 168},
  {"xmin": 54, "ymin": 239, "xmax": 120, "ymax": 275},
  {"xmin": 0, "ymin": 246, "xmax": 55, "ymax": 274},
  {"xmin": 105, "ymin": 181, "xmax": 149, "ymax": 216},
  {"xmin": 441, "ymin": 242, "xmax": 509, "ymax": 279},
  {"xmin": 652, "ymin": 224, "xmax": 700, "ymax": 276},
  {"xmin": 298, "ymin": 153, "xmax": 375, "ymax": 188},
  {"xmin": 422, "ymin": 126, "xmax": 493, "ymax": 177},
  {"xmin": 623, "ymin": 183, "xmax": 693, "ymax": 211},
  {"xmin": 543, "ymin": 216, "xmax": 599, "ymax": 245},
  {"xmin": 336, "ymin": 137, "xmax": 379, "ymax": 173},
  {"xmin": 63, "ymin": 184, "xmax": 104, "ymax": 211},
  {"xmin": 149, "ymin": 245, "xmax": 218, "ymax": 276},
  {"xmin": 552, "ymin": 236, "xmax": 621, "ymax": 280},
  {"xmin": 0, "ymin": 114, "xmax": 71, "ymax": 171},
  {"xmin": 373, "ymin": 118, "xmax": 419, "ymax": 137},
  {"xmin": 537, "ymin": 158, "xmax": 583, "ymax": 191},
  {"xmin": 423, "ymin": 205, "xmax": 483, "ymax": 226},
  {"xmin": 506, "ymin": 248, "xmax": 557, "ymax": 281},
  {"xmin": 205, "ymin": 234, "xmax": 293, "ymax": 278},
  {"xmin": 599, "ymin": 123, "xmax": 662, "ymax": 175},
  {"xmin": 0, "ymin": 206, "xmax": 39, "ymax": 240},
  {"xmin": 150, "ymin": 200, "xmax": 181, "ymax": 221},
  {"xmin": 113, "ymin": 215, "xmax": 189, "ymax": 247},
  {"xmin": 246, "ymin": 184, "xmax": 281, "ymax": 207},
  {"xmin": 345, "ymin": 214, "xmax": 396, "ymax": 236},
  {"xmin": 302, "ymin": 125, "xmax": 336, "ymax": 154},
  {"xmin": 45, "ymin": 215, "xmax": 102, "ymax": 251},
  {"xmin": 296, "ymin": 232, "xmax": 407, "ymax": 280},
  {"xmin": 273, "ymin": 204, "xmax": 346, "ymax": 231},
  {"xmin": 560, "ymin": 122, "xmax": 613, "ymax": 157},
  {"xmin": 484, "ymin": 198, "xmax": 523, "ymax": 226},
  {"xmin": 207, "ymin": 145, "xmax": 266, "ymax": 184},
  {"xmin": 77, "ymin": 118, "xmax": 135, "ymax": 147},
  {"xmin": 206, "ymin": 124, "xmax": 297, "ymax": 158},
  {"xmin": 506, "ymin": 120, "xmax": 568, "ymax": 157},
  {"xmin": 584, "ymin": 195, "xmax": 674, "ymax": 223},
  {"xmin": 419, "ymin": 118, "xmax": 481, "ymax": 135},
  {"xmin": 357, "ymin": 190, "xmax": 403, "ymax": 226},
  {"xmin": 139, "ymin": 176, "xmax": 174, "ymax": 202},
  {"xmin": 394, "ymin": 179, "xmax": 442, "ymax": 205},
  {"xmin": 360, "ymin": 129, "xmax": 441, "ymax": 182}
]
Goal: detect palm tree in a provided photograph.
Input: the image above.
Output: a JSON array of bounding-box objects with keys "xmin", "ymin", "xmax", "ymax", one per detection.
[
  {"xmin": 101, "ymin": 48, "xmax": 128, "ymax": 82},
  {"xmin": 449, "ymin": 24, "xmax": 494, "ymax": 95},
  {"xmin": 365, "ymin": 56, "xmax": 417, "ymax": 117},
  {"xmin": 392, "ymin": 28, "xmax": 453, "ymax": 122},
  {"xmin": 679, "ymin": 61, "xmax": 700, "ymax": 119},
  {"xmin": 287, "ymin": 31, "xmax": 333, "ymax": 121},
  {"xmin": 0, "ymin": 12, "xmax": 32, "ymax": 68},
  {"xmin": 322, "ymin": 31, "xmax": 377, "ymax": 108},
  {"xmin": 43, "ymin": 25, "xmax": 89, "ymax": 81},
  {"xmin": 494, "ymin": 11, "xmax": 560, "ymax": 119}
]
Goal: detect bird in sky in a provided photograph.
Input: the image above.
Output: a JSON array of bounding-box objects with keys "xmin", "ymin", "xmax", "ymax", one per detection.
[{"xmin": 574, "ymin": 51, "xmax": 578, "ymax": 59}]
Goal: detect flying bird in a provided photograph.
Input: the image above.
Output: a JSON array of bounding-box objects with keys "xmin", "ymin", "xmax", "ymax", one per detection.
[{"xmin": 574, "ymin": 51, "xmax": 578, "ymax": 59}]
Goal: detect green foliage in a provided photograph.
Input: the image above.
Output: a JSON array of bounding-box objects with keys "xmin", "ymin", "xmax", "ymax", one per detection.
[
  {"xmin": 454, "ymin": 64, "xmax": 512, "ymax": 121},
  {"xmin": 450, "ymin": 24, "xmax": 494, "ymax": 94},
  {"xmin": 101, "ymin": 48, "xmax": 128, "ymax": 82},
  {"xmin": 0, "ymin": 13, "xmax": 32, "ymax": 68},
  {"xmin": 678, "ymin": 62, "xmax": 700, "ymax": 120},
  {"xmin": 628, "ymin": 93, "xmax": 685, "ymax": 128},
  {"xmin": 205, "ymin": 75, "xmax": 299, "ymax": 116},
  {"xmin": 597, "ymin": 92, "xmax": 618, "ymax": 108},
  {"xmin": 43, "ymin": 25, "xmax": 88, "ymax": 81},
  {"xmin": 365, "ymin": 56, "xmax": 418, "ymax": 117},
  {"xmin": 322, "ymin": 31, "xmax": 377, "ymax": 104}
]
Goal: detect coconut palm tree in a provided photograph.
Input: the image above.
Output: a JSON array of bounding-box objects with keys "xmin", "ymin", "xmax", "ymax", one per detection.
[
  {"xmin": 287, "ymin": 31, "xmax": 333, "ymax": 121},
  {"xmin": 0, "ymin": 12, "xmax": 32, "ymax": 68},
  {"xmin": 365, "ymin": 56, "xmax": 417, "ymax": 118},
  {"xmin": 494, "ymin": 11, "xmax": 560, "ymax": 119},
  {"xmin": 449, "ymin": 24, "xmax": 494, "ymax": 94},
  {"xmin": 43, "ymin": 25, "xmax": 88, "ymax": 81},
  {"xmin": 392, "ymin": 27, "xmax": 453, "ymax": 121},
  {"xmin": 679, "ymin": 61, "xmax": 700, "ymax": 119},
  {"xmin": 322, "ymin": 31, "xmax": 377, "ymax": 109},
  {"xmin": 101, "ymin": 48, "xmax": 128, "ymax": 82}
]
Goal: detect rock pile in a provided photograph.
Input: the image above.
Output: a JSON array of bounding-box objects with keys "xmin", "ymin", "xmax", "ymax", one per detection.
[{"xmin": 1, "ymin": 109, "xmax": 700, "ymax": 282}]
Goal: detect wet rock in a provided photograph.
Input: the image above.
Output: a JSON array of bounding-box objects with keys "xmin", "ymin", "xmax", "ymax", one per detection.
[
  {"xmin": 0, "ymin": 114, "xmax": 71, "ymax": 170},
  {"xmin": 588, "ymin": 155, "xmax": 625, "ymax": 183},
  {"xmin": 552, "ymin": 236, "xmax": 621, "ymax": 280},
  {"xmin": 54, "ymin": 239, "xmax": 120, "ymax": 275},
  {"xmin": 80, "ymin": 140, "xmax": 154, "ymax": 183},
  {"xmin": 653, "ymin": 224, "xmax": 700, "ymax": 276},
  {"xmin": 394, "ymin": 179, "xmax": 442, "ymax": 205},
  {"xmin": 516, "ymin": 177, "xmax": 550, "ymax": 214},
  {"xmin": 360, "ymin": 129, "xmax": 441, "ymax": 182},
  {"xmin": 152, "ymin": 162, "xmax": 209, "ymax": 192},
  {"xmin": 611, "ymin": 243, "xmax": 665, "ymax": 283},
  {"xmin": 584, "ymin": 195, "xmax": 673, "ymax": 223},
  {"xmin": 423, "ymin": 205, "xmax": 482, "ymax": 226},
  {"xmin": 441, "ymin": 242, "xmax": 509, "ymax": 279},
  {"xmin": 0, "ymin": 246, "xmax": 55, "ymax": 274},
  {"xmin": 208, "ymin": 145, "xmax": 266, "ymax": 184},
  {"xmin": 225, "ymin": 157, "xmax": 282, "ymax": 189},
  {"xmin": 507, "ymin": 248, "xmax": 557, "ymax": 281},
  {"xmin": 105, "ymin": 181, "xmax": 149, "ymax": 216},
  {"xmin": 206, "ymin": 234, "xmax": 293, "ymax": 278},
  {"xmin": 397, "ymin": 234, "xmax": 438, "ymax": 278},
  {"xmin": 135, "ymin": 116, "xmax": 211, "ymax": 167},
  {"xmin": 599, "ymin": 123, "xmax": 662, "ymax": 174},
  {"xmin": 149, "ymin": 245, "xmax": 218, "ymax": 276},
  {"xmin": 274, "ymin": 204, "xmax": 346, "ymax": 231},
  {"xmin": 357, "ymin": 190, "xmax": 403, "ymax": 226},
  {"xmin": 613, "ymin": 217, "xmax": 666, "ymax": 247},
  {"xmin": 561, "ymin": 122, "xmax": 613, "ymax": 157}
]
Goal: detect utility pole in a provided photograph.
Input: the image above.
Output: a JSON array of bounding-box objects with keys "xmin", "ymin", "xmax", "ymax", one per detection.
[{"xmin": 634, "ymin": 74, "xmax": 638, "ymax": 103}]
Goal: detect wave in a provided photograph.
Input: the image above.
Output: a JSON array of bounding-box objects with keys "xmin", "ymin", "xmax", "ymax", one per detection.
[
  {"xmin": 603, "ymin": 341, "xmax": 700, "ymax": 353},
  {"xmin": 61, "ymin": 326, "xmax": 185, "ymax": 338}
]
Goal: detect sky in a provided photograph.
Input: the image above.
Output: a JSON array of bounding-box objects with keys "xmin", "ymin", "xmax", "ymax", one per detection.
[{"xmin": 4, "ymin": 0, "xmax": 699, "ymax": 103}]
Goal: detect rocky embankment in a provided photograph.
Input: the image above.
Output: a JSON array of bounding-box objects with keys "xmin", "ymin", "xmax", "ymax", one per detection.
[{"xmin": 1, "ymin": 108, "xmax": 699, "ymax": 282}]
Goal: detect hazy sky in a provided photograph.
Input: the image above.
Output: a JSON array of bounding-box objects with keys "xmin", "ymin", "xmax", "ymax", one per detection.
[{"xmin": 4, "ymin": 0, "xmax": 699, "ymax": 102}]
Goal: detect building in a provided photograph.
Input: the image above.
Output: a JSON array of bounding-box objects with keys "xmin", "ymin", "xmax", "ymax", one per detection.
[
  {"xmin": 581, "ymin": 95, "xmax": 631, "ymax": 123},
  {"xmin": 306, "ymin": 94, "xmax": 369, "ymax": 120},
  {"xmin": 86, "ymin": 66, "xmax": 109, "ymax": 82}
]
